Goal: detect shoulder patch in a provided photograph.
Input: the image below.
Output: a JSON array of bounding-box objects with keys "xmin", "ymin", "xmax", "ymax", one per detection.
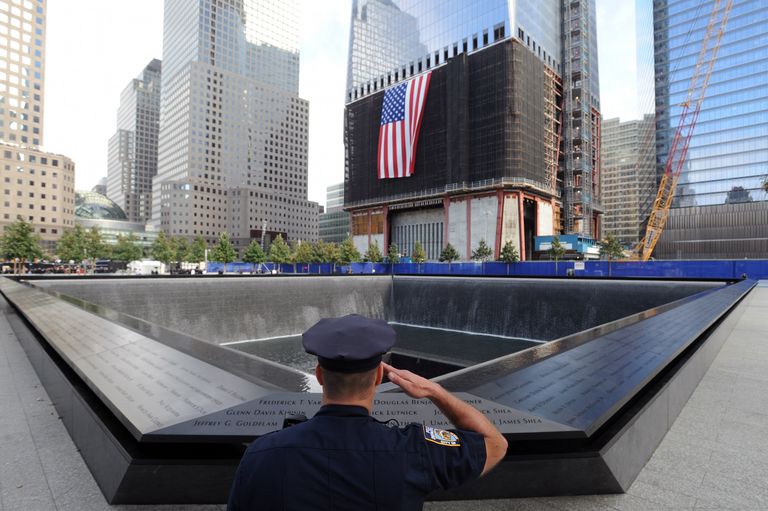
[{"xmin": 424, "ymin": 426, "xmax": 461, "ymax": 447}]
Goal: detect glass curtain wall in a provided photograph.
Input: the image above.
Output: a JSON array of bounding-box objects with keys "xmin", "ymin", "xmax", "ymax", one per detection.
[{"xmin": 654, "ymin": 0, "xmax": 768, "ymax": 207}]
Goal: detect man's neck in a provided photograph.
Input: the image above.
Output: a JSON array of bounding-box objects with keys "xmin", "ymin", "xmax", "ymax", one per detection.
[{"xmin": 321, "ymin": 395, "xmax": 374, "ymax": 413}]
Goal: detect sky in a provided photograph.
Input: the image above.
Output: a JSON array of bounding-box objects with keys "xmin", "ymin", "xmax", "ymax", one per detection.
[{"xmin": 44, "ymin": 0, "xmax": 635, "ymax": 208}]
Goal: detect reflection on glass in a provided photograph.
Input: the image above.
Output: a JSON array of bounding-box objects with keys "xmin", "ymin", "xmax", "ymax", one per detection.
[
  {"xmin": 345, "ymin": 0, "xmax": 564, "ymax": 102},
  {"xmin": 654, "ymin": 0, "xmax": 768, "ymax": 207}
]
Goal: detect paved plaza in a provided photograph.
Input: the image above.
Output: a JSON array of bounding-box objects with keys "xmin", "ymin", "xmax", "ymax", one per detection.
[{"xmin": 1, "ymin": 283, "xmax": 766, "ymax": 511}]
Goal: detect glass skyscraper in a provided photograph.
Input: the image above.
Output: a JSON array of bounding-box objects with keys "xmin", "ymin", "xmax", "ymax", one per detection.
[
  {"xmin": 344, "ymin": 0, "xmax": 601, "ymax": 260},
  {"xmin": 653, "ymin": 0, "xmax": 768, "ymax": 258},
  {"xmin": 152, "ymin": 0, "xmax": 318, "ymax": 251},
  {"xmin": 346, "ymin": 1, "xmax": 564, "ymax": 101}
]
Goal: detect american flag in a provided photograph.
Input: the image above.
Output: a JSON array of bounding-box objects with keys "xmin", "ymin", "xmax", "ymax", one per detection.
[{"xmin": 377, "ymin": 72, "xmax": 432, "ymax": 179}]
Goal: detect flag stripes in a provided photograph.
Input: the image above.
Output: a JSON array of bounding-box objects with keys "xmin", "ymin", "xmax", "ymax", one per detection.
[{"xmin": 377, "ymin": 72, "xmax": 432, "ymax": 179}]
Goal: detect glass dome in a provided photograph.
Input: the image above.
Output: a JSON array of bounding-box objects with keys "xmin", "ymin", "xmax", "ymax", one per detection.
[{"xmin": 74, "ymin": 191, "xmax": 128, "ymax": 220}]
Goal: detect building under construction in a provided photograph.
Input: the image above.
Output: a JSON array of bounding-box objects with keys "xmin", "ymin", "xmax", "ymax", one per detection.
[{"xmin": 343, "ymin": 0, "xmax": 601, "ymax": 260}]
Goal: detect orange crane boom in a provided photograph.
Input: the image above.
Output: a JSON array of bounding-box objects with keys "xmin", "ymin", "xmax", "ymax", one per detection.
[{"xmin": 638, "ymin": 0, "xmax": 733, "ymax": 261}]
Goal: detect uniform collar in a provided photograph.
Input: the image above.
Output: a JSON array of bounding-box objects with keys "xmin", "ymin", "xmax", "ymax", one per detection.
[{"xmin": 314, "ymin": 404, "xmax": 370, "ymax": 418}]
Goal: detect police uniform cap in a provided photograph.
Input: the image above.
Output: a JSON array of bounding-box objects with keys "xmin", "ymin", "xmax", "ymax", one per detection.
[{"xmin": 303, "ymin": 314, "xmax": 395, "ymax": 373}]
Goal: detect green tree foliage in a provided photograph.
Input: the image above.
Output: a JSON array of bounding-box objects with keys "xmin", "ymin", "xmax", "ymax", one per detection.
[
  {"xmin": 268, "ymin": 234, "xmax": 292, "ymax": 264},
  {"xmin": 438, "ymin": 242, "xmax": 459, "ymax": 262},
  {"xmin": 173, "ymin": 236, "xmax": 189, "ymax": 263},
  {"xmin": 548, "ymin": 235, "xmax": 566, "ymax": 262},
  {"xmin": 56, "ymin": 225, "xmax": 86, "ymax": 262},
  {"xmin": 292, "ymin": 240, "xmax": 316, "ymax": 264},
  {"xmin": 314, "ymin": 240, "xmax": 340, "ymax": 265},
  {"xmin": 363, "ymin": 240, "xmax": 383, "ymax": 262},
  {"xmin": 412, "ymin": 241, "xmax": 427, "ymax": 263},
  {"xmin": 151, "ymin": 231, "xmax": 174, "ymax": 264},
  {"xmin": 112, "ymin": 234, "xmax": 143, "ymax": 262},
  {"xmin": 210, "ymin": 232, "xmax": 237, "ymax": 263},
  {"xmin": 339, "ymin": 236, "xmax": 361, "ymax": 264},
  {"xmin": 86, "ymin": 227, "xmax": 109, "ymax": 260},
  {"xmin": 599, "ymin": 233, "xmax": 624, "ymax": 260},
  {"xmin": 56, "ymin": 225, "xmax": 108, "ymax": 262},
  {"xmin": 498, "ymin": 240, "xmax": 520, "ymax": 263},
  {"xmin": 471, "ymin": 239, "xmax": 493, "ymax": 261},
  {"xmin": 187, "ymin": 235, "xmax": 207, "ymax": 263},
  {"xmin": 242, "ymin": 239, "xmax": 267, "ymax": 264},
  {"xmin": 0, "ymin": 217, "xmax": 43, "ymax": 261},
  {"xmin": 387, "ymin": 242, "xmax": 401, "ymax": 264}
]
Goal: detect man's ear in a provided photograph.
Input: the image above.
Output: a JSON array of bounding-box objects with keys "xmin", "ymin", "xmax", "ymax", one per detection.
[
  {"xmin": 374, "ymin": 363, "xmax": 384, "ymax": 386},
  {"xmin": 315, "ymin": 364, "xmax": 324, "ymax": 386}
]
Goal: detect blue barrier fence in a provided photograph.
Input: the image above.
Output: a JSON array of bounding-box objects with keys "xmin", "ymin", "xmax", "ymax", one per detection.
[{"xmin": 205, "ymin": 259, "xmax": 768, "ymax": 280}]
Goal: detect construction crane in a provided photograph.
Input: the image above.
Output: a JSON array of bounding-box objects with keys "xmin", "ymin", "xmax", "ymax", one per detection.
[{"xmin": 637, "ymin": 0, "xmax": 734, "ymax": 261}]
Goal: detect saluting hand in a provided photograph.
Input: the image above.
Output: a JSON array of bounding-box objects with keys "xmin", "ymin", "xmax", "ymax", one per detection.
[{"xmin": 382, "ymin": 362, "xmax": 441, "ymax": 400}]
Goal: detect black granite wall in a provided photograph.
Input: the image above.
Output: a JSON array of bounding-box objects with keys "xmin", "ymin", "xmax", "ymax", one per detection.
[
  {"xmin": 390, "ymin": 277, "xmax": 721, "ymax": 340},
  {"xmin": 34, "ymin": 276, "xmax": 720, "ymax": 344}
]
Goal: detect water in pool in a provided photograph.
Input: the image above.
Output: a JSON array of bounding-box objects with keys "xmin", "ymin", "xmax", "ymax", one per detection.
[{"xmin": 226, "ymin": 323, "xmax": 541, "ymax": 375}]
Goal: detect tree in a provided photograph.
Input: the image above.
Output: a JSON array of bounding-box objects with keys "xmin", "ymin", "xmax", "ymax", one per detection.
[
  {"xmin": 472, "ymin": 239, "xmax": 493, "ymax": 261},
  {"xmin": 763, "ymin": 176, "xmax": 768, "ymax": 193},
  {"xmin": 187, "ymin": 235, "xmax": 208, "ymax": 263},
  {"xmin": 315, "ymin": 240, "xmax": 341, "ymax": 269},
  {"xmin": 387, "ymin": 242, "xmax": 401, "ymax": 264},
  {"xmin": 438, "ymin": 243, "xmax": 458, "ymax": 262},
  {"xmin": 293, "ymin": 240, "xmax": 316, "ymax": 264},
  {"xmin": 268, "ymin": 234, "xmax": 292, "ymax": 264},
  {"xmin": 363, "ymin": 240, "xmax": 383, "ymax": 262},
  {"xmin": 173, "ymin": 236, "xmax": 189, "ymax": 263},
  {"xmin": 151, "ymin": 231, "xmax": 174, "ymax": 264},
  {"xmin": 549, "ymin": 235, "xmax": 566, "ymax": 274},
  {"xmin": 85, "ymin": 227, "xmax": 109, "ymax": 260},
  {"xmin": 412, "ymin": 241, "xmax": 427, "ymax": 263},
  {"xmin": 112, "ymin": 234, "xmax": 143, "ymax": 262},
  {"xmin": 0, "ymin": 217, "xmax": 43, "ymax": 261},
  {"xmin": 599, "ymin": 234, "xmax": 624, "ymax": 260},
  {"xmin": 548, "ymin": 235, "xmax": 566, "ymax": 261},
  {"xmin": 243, "ymin": 239, "xmax": 267, "ymax": 264},
  {"xmin": 339, "ymin": 236, "xmax": 361, "ymax": 264},
  {"xmin": 210, "ymin": 232, "xmax": 237, "ymax": 263},
  {"xmin": 56, "ymin": 225, "xmax": 89, "ymax": 263},
  {"xmin": 498, "ymin": 240, "xmax": 520, "ymax": 263},
  {"xmin": 600, "ymin": 233, "xmax": 624, "ymax": 278}
]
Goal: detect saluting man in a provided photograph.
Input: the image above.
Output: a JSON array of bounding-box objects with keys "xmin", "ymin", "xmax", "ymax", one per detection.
[{"xmin": 228, "ymin": 314, "xmax": 508, "ymax": 510}]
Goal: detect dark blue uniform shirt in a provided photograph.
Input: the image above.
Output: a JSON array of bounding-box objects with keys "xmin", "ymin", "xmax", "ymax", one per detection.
[{"xmin": 228, "ymin": 404, "xmax": 486, "ymax": 510}]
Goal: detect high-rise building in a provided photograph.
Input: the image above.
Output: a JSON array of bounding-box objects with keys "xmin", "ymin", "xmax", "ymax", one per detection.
[
  {"xmin": 601, "ymin": 115, "xmax": 655, "ymax": 245},
  {"xmin": 107, "ymin": 59, "xmax": 161, "ymax": 224},
  {"xmin": 319, "ymin": 183, "xmax": 349, "ymax": 244},
  {"xmin": 152, "ymin": 0, "xmax": 318, "ymax": 253},
  {"xmin": 0, "ymin": 0, "xmax": 75, "ymax": 251},
  {"xmin": 343, "ymin": 0, "xmax": 601, "ymax": 260},
  {"xmin": 653, "ymin": 0, "xmax": 768, "ymax": 258}
]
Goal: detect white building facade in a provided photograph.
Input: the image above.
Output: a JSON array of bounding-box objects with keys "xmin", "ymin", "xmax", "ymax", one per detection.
[{"xmin": 152, "ymin": 0, "xmax": 318, "ymax": 253}]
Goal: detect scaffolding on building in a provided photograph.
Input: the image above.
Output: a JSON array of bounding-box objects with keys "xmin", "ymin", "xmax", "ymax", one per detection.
[
  {"xmin": 561, "ymin": 0, "xmax": 597, "ymax": 237},
  {"xmin": 543, "ymin": 66, "xmax": 563, "ymax": 194}
]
